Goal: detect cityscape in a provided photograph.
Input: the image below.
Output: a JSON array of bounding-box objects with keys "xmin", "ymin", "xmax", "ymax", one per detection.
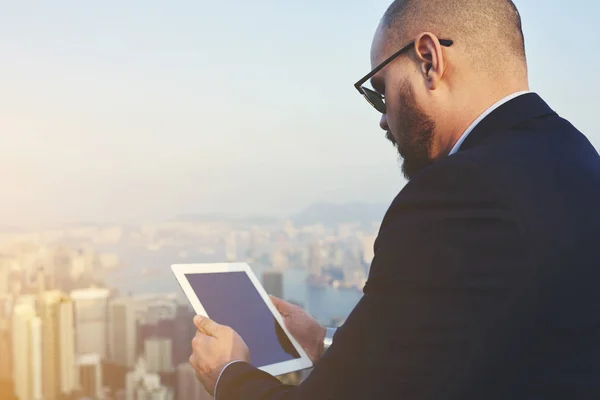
[{"xmin": 0, "ymin": 203, "xmax": 384, "ymax": 400}]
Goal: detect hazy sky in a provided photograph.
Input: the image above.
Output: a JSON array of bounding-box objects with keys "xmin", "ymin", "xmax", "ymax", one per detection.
[{"xmin": 1, "ymin": 1, "xmax": 598, "ymax": 227}]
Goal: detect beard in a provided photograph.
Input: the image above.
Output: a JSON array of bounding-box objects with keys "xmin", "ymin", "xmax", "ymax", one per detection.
[{"xmin": 386, "ymin": 82, "xmax": 436, "ymax": 180}]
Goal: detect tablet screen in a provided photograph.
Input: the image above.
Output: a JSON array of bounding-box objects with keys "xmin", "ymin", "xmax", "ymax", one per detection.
[{"xmin": 184, "ymin": 272, "xmax": 301, "ymax": 368}]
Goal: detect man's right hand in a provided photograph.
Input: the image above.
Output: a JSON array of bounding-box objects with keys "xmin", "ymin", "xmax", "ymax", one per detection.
[{"xmin": 269, "ymin": 295, "xmax": 326, "ymax": 364}]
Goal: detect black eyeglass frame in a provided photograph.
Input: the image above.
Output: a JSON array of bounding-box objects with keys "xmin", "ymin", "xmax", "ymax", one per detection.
[{"xmin": 353, "ymin": 39, "xmax": 453, "ymax": 113}]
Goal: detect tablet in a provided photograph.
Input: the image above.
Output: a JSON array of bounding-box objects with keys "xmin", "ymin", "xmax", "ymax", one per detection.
[{"xmin": 171, "ymin": 262, "xmax": 313, "ymax": 376}]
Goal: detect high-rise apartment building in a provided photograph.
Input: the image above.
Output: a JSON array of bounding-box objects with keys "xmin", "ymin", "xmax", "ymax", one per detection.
[
  {"xmin": 361, "ymin": 235, "xmax": 376, "ymax": 266},
  {"xmin": 225, "ymin": 232, "xmax": 237, "ymax": 261},
  {"xmin": 176, "ymin": 363, "xmax": 213, "ymax": 400},
  {"xmin": 0, "ymin": 318, "xmax": 12, "ymax": 382},
  {"xmin": 71, "ymin": 288, "xmax": 110, "ymax": 358},
  {"xmin": 126, "ymin": 357, "xmax": 173, "ymax": 400},
  {"xmin": 262, "ymin": 270, "xmax": 284, "ymax": 299},
  {"xmin": 58, "ymin": 296, "xmax": 78, "ymax": 395},
  {"xmin": 173, "ymin": 304, "xmax": 196, "ymax": 367},
  {"xmin": 39, "ymin": 290, "xmax": 61, "ymax": 400},
  {"xmin": 144, "ymin": 337, "xmax": 173, "ymax": 374},
  {"xmin": 0, "ymin": 264, "xmax": 9, "ymax": 296},
  {"xmin": 136, "ymin": 294, "xmax": 177, "ymax": 326},
  {"xmin": 109, "ymin": 297, "xmax": 138, "ymax": 368},
  {"xmin": 12, "ymin": 301, "xmax": 42, "ymax": 400},
  {"xmin": 77, "ymin": 353, "xmax": 103, "ymax": 399},
  {"xmin": 39, "ymin": 291, "xmax": 78, "ymax": 400}
]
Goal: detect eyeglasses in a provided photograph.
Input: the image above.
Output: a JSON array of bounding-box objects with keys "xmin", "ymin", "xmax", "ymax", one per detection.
[{"xmin": 353, "ymin": 39, "xmax": 453, "ymax": 113}]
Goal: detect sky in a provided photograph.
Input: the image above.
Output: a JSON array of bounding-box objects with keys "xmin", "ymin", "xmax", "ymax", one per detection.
[{"xmin": 1, "ymin": 0, "xmax": 598, "ymax": 227}]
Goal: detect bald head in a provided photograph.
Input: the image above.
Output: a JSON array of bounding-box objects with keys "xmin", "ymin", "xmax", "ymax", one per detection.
[
  {"xmin": 362, "ymin": 0, "xmax": 530, "ymax": 179},
  {"xmin": 380, "ymin": 0, "xmax": 526, "ymax": 78}
]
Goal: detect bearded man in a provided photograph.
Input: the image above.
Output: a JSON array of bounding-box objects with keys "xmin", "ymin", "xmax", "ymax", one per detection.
[{"xmin": 189, "ymin": 1, "xmax": 600, "ymax": 398}]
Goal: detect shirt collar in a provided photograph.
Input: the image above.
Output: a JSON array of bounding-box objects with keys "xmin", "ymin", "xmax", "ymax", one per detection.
[{"xmin": 448, "ymin": 91, "xmax": 531, "ymax": 156}]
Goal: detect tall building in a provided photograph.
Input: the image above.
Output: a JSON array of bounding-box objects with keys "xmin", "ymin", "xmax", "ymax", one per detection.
[
  {"xmin": 12, "ymin": 301, "xmax": 43, "ymax": 400},
  {"xmin": 0, "ymin": 319, "xmax": 12, "ymax": 382},
  {"xmin": 39, "ymin": 291, "xmax": 77, "ymax": 399},
  {"xmin": 176, "ymin": 363, "xmax": 213, "ymax": 400},
  {"xmin": 136, "ymin": 294, "xmax": 179, "ymax": 366},
  {"xmin": 0, "ymin": 263, "xmax": 9, "ymax": 295},
  {"xmin": 15, "ymin": 294, "xmax": 36, "ymax": 309},
  {"xmin": 0, "ymin": 294, "xmax": 13, "ymax": 323},
  {"xmin": 30, "ymin": 316, "xmax": 43, "ymax": 400},
  {"xmin": 39, "ymin": 290, "xmax": 61, "ymax": 400},
  {"xmin": 109, "ymin": 297, "xmax": 138, "ymax": 368},
  {"xmin": 136, "ymin": 295, "xmax": 177, "ymax": 326},
  {"xmin": 71, "ymin": 288, "xmax": 110, "ymax": 358},
  {"xmin": 173, "ymin": 304, "xmax": 196, "ymax": 367},
  {"xmin": 270, "ymin": 250, "xmax": 289, "ymax": 270},
  {"xmin": 126, "ymin": 357, "xmax": 173, "ymax": 400},
  {"xmin": 225, "ymin": 232, "xmax": 237, "ymax": 261},
  {"xmin": 77, "ymin": 353, "xmax": 103, "ymax": 399},
  {"xmin": 361, "ymin": 235, "xmax": 376, "ymax": 266},
  {"xmin": 144, "ymin": 338, "xmax": 173, "ymax": 374},
  {"xmin": 262, "ymin": 271, "xmax": 284, "ymax": 299},
  {"xmin": 58, "ymin": 295, "xmax": 78, "ymax": 396},
  {"xmin": 308, "ymin": 242, "xmax": 322, "ymax": 274}
]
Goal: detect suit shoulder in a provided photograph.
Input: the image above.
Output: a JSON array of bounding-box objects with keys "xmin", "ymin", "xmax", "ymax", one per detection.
[
  {"xmin": 382, "ymin": 155, "xmax": 512, "ymax": 229},
  {"xmin": 392, "ymin": 154, "xmax": 501, "ymax": 206}
]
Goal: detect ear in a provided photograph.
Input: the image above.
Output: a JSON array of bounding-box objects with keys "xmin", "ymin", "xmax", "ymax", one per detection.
[{"xmin": 413, "ymin": 32, "xmax": 446, "ymax": 90}]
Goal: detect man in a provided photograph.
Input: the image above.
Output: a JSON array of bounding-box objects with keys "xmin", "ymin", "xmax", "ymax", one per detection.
[{"xmin": 189, "ymin": 0, "xmax": 600, "ymax": 398}]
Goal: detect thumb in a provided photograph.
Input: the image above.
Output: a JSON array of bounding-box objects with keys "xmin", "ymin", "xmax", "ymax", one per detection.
[
  {"xmin": 269, "ymin": 295, "xmax": 289, "ymax": 314},
  {"xmin": 193, "ymin": 315, "xmax": 221, "ymax": 338}
]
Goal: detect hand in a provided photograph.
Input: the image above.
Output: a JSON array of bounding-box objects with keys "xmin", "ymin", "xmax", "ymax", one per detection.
[
  {"xmin": 270, "ymin": 295, "xmax": 326, "ymax": 364},
  {"xmin": 189, "ymin": 315, "xmax": 250, "ymax": 395}
]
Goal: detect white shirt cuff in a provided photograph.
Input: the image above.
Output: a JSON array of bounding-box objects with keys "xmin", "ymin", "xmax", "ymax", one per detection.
[{"xmin": 214, "ymin": 360, "xmax": 245, "ymax": 399}]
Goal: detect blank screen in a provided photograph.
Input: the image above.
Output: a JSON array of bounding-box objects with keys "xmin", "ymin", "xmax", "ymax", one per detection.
[{"xmin": 185, "ymin": 272, "xmax": 300, "ymax": 368}]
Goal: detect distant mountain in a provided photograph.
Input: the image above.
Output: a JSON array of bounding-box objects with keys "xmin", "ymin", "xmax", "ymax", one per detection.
[
  {"xmin": 292, "ymin": 202, "xmax": 388, "ymax": 227},
  {"xmin": 175, "ymin": 213, "xmax": 281, "ymax": 225}
]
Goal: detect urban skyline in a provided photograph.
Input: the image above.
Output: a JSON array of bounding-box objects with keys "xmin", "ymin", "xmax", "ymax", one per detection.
[{"xmin": 0, "ymin": 212, "xmax": 372, "ymax": 399}]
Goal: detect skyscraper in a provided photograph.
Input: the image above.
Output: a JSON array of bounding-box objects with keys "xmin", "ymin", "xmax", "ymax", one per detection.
[
  {"xmin": 225, "ymin": 232, "xmax": 237, "ymax": 262},
  {"xmin": 77, "ymin": 353, "xmax": 103, "ymax": 399},
  {"xmin": 176, "ymin": 363, "xmax": 213, "ymax": 400},
  {"xmin": 71, "ymin": 288, "xmax": 110, "ymax": 358},
  {"xmin": 173, "ymin": 304, "xmax": 196, "ymax": 367},
  {"xmin": 361, "ymin": 235, "xmax": 376, "ymax": 266},
  {"xmin": 262, "ymin": 270, "xmax": 284, "ymax": 299},
  {"xmin": 0, "ymin": 264, "xmax": 9, "ymax": 296},
  {"xmin": 39, "ymin": 291, "xmax": 61, "ymax": 400},
  {"xmin": 144, "ymin": 337, "xmax": 173, "ymax": 374},
  {"xmin": 126, "ymin": 357, "xmax": 173, "ymax": 400},
  {"xmin": 58, "ymin": 296, "xmax": 78, "ymax": 395},
  {"xmin": 0, "ymin": 318, "xmax": 12, "ymax": 382},
  {"xmin": 38, "ymin": 291, "xmax": 78, "ymax": 398},
  {"xmin": 12, "ymin": 301, "xmax": 42, "ymax": 400},
  {"xmin": 109, "ymin": 297, "xmax": 138, "ymax": 368},
  {"xmin": 30, "ymin": 316, "xmax": 43, "ymax": 400}
]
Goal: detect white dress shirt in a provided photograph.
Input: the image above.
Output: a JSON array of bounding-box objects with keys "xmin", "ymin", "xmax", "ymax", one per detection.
[
  {"xmin": 448, "ymin": 91, "xmax": 530, "ymax": 155},
  {"xmin": 213, "ymin": 91, "xmax": 531, "ymax": 399}
]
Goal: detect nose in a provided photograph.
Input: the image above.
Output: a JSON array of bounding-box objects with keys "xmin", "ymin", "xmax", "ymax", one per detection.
[{"xmin": 379, "ymin": 114, "xmax": 389, "ymax": 131}]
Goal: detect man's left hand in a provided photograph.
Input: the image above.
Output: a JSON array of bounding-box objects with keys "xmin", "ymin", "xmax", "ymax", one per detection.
[{"xmin": 189, "ymin": 315, "xmax": 250, "ymax": 395}]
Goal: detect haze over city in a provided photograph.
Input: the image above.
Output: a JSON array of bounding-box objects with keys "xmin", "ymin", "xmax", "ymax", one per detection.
[{"xmin": 1, "ymin": 0, "xmax": 598, "ymax": 228}]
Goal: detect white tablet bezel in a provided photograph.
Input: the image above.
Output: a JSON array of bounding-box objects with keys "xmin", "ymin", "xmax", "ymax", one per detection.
[{"xmin": 171, "ymin": 262, "xmax": 313, "ymax": 376}]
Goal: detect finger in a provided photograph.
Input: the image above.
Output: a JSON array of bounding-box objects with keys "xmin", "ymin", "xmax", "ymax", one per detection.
[
  {"xmin": 269, "ymin": 295, "xmax": 289, "ymax": 315},
  {"xmin": 193, "ymin": 315, "xmax": 219, "ymax": 337},
  {"xmin": 269, "ymin": 295, "xmax": 282, "ymax": 307}
]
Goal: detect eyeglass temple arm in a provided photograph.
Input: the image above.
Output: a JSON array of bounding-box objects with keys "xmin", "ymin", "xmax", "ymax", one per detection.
[{"xmin": 354, "ymin": 39, "xmax": 453, "ymax": 90}]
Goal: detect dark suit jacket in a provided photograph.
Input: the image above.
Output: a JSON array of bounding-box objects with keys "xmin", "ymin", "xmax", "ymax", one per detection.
[{"xmin": 216, "ymin": 93, "xmax": 600, "ymax": 399}]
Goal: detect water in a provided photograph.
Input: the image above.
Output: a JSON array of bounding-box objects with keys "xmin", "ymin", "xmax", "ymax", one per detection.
[{"xmin": 103, "ymin": 247, "xmax": 363, "ymax": 325}]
